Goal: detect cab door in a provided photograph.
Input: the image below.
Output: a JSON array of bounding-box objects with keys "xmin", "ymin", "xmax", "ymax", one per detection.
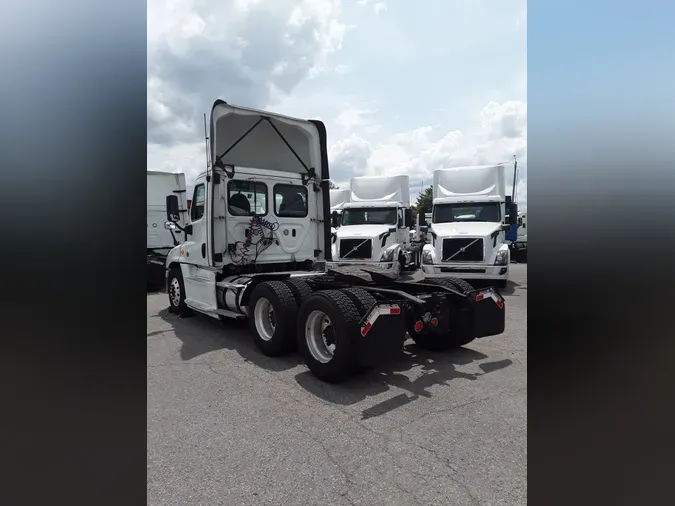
[{"xmin": 180, "ymin": 179, "xmax": 217, "ymax": 308}]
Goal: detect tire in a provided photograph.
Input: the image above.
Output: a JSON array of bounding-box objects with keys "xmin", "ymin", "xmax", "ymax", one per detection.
[
  {"xmin": 410, "ymin": 277, "xmax": 475, "ymax": 350},
  {"xmin": 340, "ymin": 287, "xmax": 376, "ymax": 317},
  {"xmin": 249, "ymin": 281, "xmax": 299, "ymax": 356},
  {"xmin": 167, "ymin": 267, "xmax": 193, "ymax": 317},
  {"xmin": 282, "ymin": 277, "xmax": 314, "ymax": 306},
  {"xmin": 429, "ymin": 277, "xmax": 474, "ymax": 292},
  {"xmin": 297, "ymin": 290, "xmax": 362, "ymax": 383}
]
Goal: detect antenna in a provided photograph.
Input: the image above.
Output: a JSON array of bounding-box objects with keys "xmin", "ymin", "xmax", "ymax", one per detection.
[
  {"xmin": 511, "ymin": 155, "xmax": 518, "ymax": 202},
  {"xmin": 203, "ymin": 113, "xmax": 210, "ymax": 172}
]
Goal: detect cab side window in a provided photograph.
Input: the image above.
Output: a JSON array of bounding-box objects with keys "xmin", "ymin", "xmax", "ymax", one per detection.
[{"xmin": 191, "ymin": 184, "xmax": 205, "ymax": 221}]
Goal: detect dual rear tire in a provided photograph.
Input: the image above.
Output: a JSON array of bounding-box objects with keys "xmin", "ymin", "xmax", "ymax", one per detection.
[{"xmin": 248, "ymin": 280, "xmax": 376, "ymax": 383}]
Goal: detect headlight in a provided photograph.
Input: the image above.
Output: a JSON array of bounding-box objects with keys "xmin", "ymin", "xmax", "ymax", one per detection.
[
  {"xmin": 422, "ymin": 250, "xmax": 433, "ymax": 265},
  {"xmin": 380, "ymin": 246, "xmax": 396, "ymax": 262},
  {"xmin": 494, "ymin": 249, "xmax": 509, "ymax": 266}
]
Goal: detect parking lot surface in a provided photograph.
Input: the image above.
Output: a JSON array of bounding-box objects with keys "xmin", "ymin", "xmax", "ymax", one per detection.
[{"xmin": 148, "ymin": 265, "xmax": 527, "ymax": 505}]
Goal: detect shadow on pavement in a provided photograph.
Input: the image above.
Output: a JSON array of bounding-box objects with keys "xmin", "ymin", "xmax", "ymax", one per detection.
[
  {"xmin": 158, "ymin": 308, "xmax": 304, "ymax": 372},
  {"xmin": 294, "ymin": 344, "xmax": 513, "ymax": 418}
]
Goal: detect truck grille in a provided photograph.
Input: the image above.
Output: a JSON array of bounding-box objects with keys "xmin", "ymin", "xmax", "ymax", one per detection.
[
  {"xmin": 442, "ymin": 238, "xmax": 484, "ymax": 262},
  {"xmin": 339, "ymin": 239, "xmax": 372, "ymax": 259}
]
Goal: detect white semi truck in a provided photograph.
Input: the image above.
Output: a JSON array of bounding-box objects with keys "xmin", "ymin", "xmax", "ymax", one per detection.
[
  {"xmin": 421, "ymin": 165, "xmax": 518, "ymax": 288},
  {"xmin": 329, "ymin": 175, "xmax": 422, "ymax": 273},
  {"xmin": 162, "ymin": 100, "xmax": 507, "ymax": 382},
  {"xmin": 147, "ymin": 170, "xmax": 188, "ymax": 290}
]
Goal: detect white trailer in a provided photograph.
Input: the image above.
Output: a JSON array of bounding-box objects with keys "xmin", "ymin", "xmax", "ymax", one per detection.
[
  {"xmin": 147, "ymin": 170, "xmax": 187, "ymax": 290},
  {"xmin": 161, "ymin": 100, "xmax": 507, "ymax": 383},
  {"xmin": 329, "ymin": 175, "xmax": 421, "ymax": 273},
  {"xmin": 421, "ymin": 165, "xmax": 518, "ymax": 288}
]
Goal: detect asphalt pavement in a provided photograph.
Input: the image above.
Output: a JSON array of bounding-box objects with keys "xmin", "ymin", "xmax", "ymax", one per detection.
[{"xmin": 147, "ymin": 264, "xmax": 527, "ymax": 505}]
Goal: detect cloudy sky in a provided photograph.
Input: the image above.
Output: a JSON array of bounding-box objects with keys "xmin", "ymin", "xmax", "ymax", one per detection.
[{"xmin": 148, "ymin": 0, "xmax": 527, "ymax": 209}]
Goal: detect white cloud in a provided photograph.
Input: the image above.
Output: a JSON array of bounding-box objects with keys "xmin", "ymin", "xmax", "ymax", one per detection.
[
  {"xmin": 334, "ymin": 64, "xmax": 350, "ymax": 74},
  {"xmin": 147, "ymin": 0, "xmax": 347, "ymax": 145},
  {"xmin": 334, "ymin": 104, "xmax": 380, "ymax": 133},
  {"xmin": 357, "ymin": 0, "xmax": 387, "ymax": 14}
]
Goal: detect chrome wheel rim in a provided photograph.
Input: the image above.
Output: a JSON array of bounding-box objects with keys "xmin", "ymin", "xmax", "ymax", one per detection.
[
  {"xmin": 305, "ymin": 310, "xmax": 336, "ymax": 364},
  {"xmin": 254, "ymin": 297, "xmax": 276, "ymax": 341},
  {"xmin": 169, "ymin": 277, "xmax": 181, "ymax": 307}
]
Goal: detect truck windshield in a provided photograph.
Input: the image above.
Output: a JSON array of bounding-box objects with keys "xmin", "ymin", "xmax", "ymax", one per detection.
[
  {"xmin": 342, "ymin": 207, "xmax": 397, "ymax": 226},
  {"xmin": 433, "ymin": 203, "xmax": 501, "ymax": 223}
]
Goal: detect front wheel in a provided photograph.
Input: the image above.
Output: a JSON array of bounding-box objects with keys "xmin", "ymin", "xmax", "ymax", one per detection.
[
  {"xmin": 297, "ymin": 290, "xmax": 362, "ymax": 383},
  {"xmin": 167, "ymin": 267, "xmax": 192, "ymax": 317}
]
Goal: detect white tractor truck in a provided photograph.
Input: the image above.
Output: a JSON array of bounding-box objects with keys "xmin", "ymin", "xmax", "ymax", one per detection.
[
  {"xmin": 147, "ymin": 170, "xmax": 188, "ymax": 290},
  {"xmin": 329, "ymin": 175, "xmax": 422, "ymax": 274},
  {"xmin": 162, "ymin": 100, "xmax": 507, "ymax": 383},
  {"xmin": 421, "ymin": 165, "xmax": 518, "ymax": 288}
]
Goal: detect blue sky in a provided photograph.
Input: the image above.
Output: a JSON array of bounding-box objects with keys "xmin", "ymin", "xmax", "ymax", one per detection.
[{"xmin": 148, "ymin": 0, "xmax": 527, "ymax": 206}]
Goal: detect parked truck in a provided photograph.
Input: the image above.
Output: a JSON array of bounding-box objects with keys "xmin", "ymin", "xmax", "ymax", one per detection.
[
  {"xmin": 421, "ymin": 165, "xmax": 518, "ymax": 288},
  {"xmin": 329, "ymin": 175, "xmax": 422, "ymax": 274},
  {"xmin": 147, "ymin": 170, "xmax": 188, "ymax": 290},
  {"xmin": 162, "ymin": 100, "xmax": 506, "ymax": 382}
]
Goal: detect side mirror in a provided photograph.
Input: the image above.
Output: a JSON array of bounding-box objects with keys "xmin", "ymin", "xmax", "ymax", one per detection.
[
  {"xmin": 397, "ymin": 216, "xmax": 404, "ymax": 228},
  {"xmin": 404, "ymin": 209, "xmax": 413, "ymax": 227},
  {"xmin": 331, "ymin": 211, "xmax": 339, "ymax": 228},
  {"xmin": 164, "ymin": 221, "xmax": 177, "ymax": 231},
  {"xmin": 500, "ymin": 223, "xmax": 512, "ymax": 231},
  {"xmin": 166, "ymin": 195, "xmax": 180, "ymax": 222},
  {"xmin": 508, "ymin": 202, "xmax": 518, "ymax": 225}
]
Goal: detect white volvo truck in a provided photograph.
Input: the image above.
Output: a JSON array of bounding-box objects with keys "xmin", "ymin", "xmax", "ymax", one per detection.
[
  {"xmin": 162, "ymin": 100, "xmax": 507, "ymax": 382},
  {"xmin": 147, "ymin": 170, "xmax": 188, "ymax": 290},
  {"xmin": 329, "ymin": 175, "xmax": 422, "ymax": 273},
  {"xmin": 421, "ymin": 165, "xmax": 518, "ymax": 288}
]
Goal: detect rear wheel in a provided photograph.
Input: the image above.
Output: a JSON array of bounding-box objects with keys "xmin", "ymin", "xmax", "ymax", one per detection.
[
  {"xmin": 410, "ymin": 277, "xmax": 475, "ymax": 351},
  {"xmin": 249, "ymin": 281, "xmax": 299, "ymax": 356},
  {"xmin": 282, "ymin": 277, "xmax": 314, "ymax": 306},
  {"xmin": 297, "ymin": 290, "xmax": 362, "ymax": 383}
]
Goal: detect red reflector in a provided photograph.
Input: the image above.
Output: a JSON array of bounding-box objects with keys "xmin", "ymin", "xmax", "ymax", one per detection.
[
  {"xmin": 430, "ymin": 317, "xmax": 438, "ymax": 326},
  {"xmin": 414, "ymin": 320, "xmax": 423, "ymax": 332},
  {"xmin": 475, "ymin": 294, "xmax": 484, "ymax": 301},
  {"xmin": 496, "ymin": 299, "xmax": 504, "ymax": 309},
  {"xmin": 390, "ymin": 306, "xmax": 401, "ymax": 315},
  {"xmin": 361, "ymin": 322, "xmax": 372, "ymax": 336}
]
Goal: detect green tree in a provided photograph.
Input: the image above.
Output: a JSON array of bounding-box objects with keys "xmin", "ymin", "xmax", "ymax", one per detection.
[{"xmin": 413, "ymin": 185, "xmax": 433, "ymax": 219}]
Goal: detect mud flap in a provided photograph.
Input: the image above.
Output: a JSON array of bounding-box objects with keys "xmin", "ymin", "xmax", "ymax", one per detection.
[
  {"xmin": 468, "ymin": 288, "xmax": 506, "ymax": 338},
  {"xmin": 357, "ymin": 303, "xmax": 407, "ymax": 367}
]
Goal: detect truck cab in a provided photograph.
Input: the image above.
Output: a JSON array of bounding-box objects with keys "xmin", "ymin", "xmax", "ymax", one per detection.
[
  {"xmin": 329, "ymin": 175, "xmax": 419, "ymax": 273},
  {"xmin": 421, "ymin": 165, "xmax": 517, "ymax": 288},
  {"xmin": 163, "ymin": 101, "xmax": 330, "ymax": 318}
]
